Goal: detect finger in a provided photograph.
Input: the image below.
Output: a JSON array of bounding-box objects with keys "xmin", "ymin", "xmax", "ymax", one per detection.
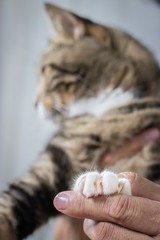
[
  {"xmin": 54, "ymin": 191, "xmax": 160, "ymax": 235},
  {"xmin": 100, "ymin": 128, "xmax": 160, "ymax": 168},
  {"xmin": 118, "ymin": 172, "xmax": 160, "ymax": 201},
  {"xmin": 154, "ymin": 235, "xmax": 160, "ymax": 240},
  {"xmin": 54, "ymin": 216, "xmax": 89, "ymax": 240},
  {"xmin": 84, "ymin": 219, "xmax": 152, "ymax": 240}
]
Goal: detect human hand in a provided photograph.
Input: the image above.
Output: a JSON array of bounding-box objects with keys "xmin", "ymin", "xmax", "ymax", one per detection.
[
  {"xmin": 99, "ymin": 128, "xmax": 160, "ymax": 168},
  {"xmin": 54, "ymin": 173, "xmax": 160, "ymax": 240},
  {"xmin": 53, "ymin": 128, "xmax": 160, "ymax": 240}
]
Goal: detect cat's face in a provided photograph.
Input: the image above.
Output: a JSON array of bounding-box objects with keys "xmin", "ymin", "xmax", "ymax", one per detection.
[
  {"xmin": 35, "ymin": 4, "xmax": 158, "ymax": 121},
  {"xmin": 35, "ymin": 3, "xmax": 119, "ymax": 121}
]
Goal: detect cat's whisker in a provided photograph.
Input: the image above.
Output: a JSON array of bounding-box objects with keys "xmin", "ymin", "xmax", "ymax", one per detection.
[
  {"xmin": 53, "ymin": 95, "xmax": 68, "ymax": 111},
  {"xmin": 89, "ymin": 158, "xmax": 98, "ymax": 172},
  {"xmin": 51, "ymin": 106, "xmax": 61, "ymax": 113},
  {"xmin": 52, "ymin": 102, "xmax": 67, "ymax": 112},
  {"xmin": 51, "ymin": 104, "xmax": 68, "ymax": 116}
]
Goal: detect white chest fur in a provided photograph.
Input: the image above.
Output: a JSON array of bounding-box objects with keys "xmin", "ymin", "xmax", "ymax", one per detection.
[{"xmin": 69, "ymin": 87, "xmax": 134, "ymax": 117}]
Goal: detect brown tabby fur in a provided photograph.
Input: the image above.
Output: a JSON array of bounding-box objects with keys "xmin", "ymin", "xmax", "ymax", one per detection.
[{"xmin": 0, "ymin": 3, "xmax": 160, "ymax": 240}]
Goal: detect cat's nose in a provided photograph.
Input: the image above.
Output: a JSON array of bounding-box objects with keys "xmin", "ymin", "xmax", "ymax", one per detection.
[
  {"xmin": 34, "ymin": 100, "xmax": 38, "ymax": 109},
  {"xmin": 34, "ymin": 94, "xmax": 41, "ymax": 109}
]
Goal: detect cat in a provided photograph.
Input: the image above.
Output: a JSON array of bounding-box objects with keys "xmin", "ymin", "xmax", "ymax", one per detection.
[{"xmin": 0, "ymin": 3, "xmax": 160, "ymax": 240}]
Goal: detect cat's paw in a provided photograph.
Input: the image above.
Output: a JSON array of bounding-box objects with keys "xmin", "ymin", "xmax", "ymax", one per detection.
[{"xmin": 73, "ymin": 171, "xmax": 131, "ymax": 198}]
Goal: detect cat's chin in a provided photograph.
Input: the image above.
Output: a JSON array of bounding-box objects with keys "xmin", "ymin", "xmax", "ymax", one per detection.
[
  {"xmin": 37, "ymin": 102, "xmax": 53, "ymax": 120},
  {"xmin": 36, "ymin": 102, "xmax": 62, "ymax": 122}
]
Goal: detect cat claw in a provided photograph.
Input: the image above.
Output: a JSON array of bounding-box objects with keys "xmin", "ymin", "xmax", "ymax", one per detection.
[{"xmin": 73, "ymin": 171, "xmax": 131, "ymax": 198}]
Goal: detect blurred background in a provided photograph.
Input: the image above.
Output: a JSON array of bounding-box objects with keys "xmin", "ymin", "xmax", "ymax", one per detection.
[{"xmin": 1, "ymin": 0, "xmax": 160, "ymax": 239}]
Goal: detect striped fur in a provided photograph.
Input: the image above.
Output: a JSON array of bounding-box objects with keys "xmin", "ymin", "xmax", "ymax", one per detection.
[{"xmin": 1, "ymin": 3, "xmax": 160, "ymax": 240}]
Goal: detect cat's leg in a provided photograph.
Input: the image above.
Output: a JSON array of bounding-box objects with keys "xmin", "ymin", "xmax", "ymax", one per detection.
[
  {"xmin": 73, "ymin": 171, "xmax": 131, "ymax": 198},
  {"xmin": 0, "ymin": 144, "xmax": 73, "ymax": 240}
]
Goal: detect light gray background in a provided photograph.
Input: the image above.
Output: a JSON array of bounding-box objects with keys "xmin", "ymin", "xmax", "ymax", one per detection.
[{"xmin": 1, "ymin": 0, "xmax": 160, "ymax": 239}]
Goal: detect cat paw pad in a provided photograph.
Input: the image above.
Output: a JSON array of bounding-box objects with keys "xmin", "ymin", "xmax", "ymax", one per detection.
[{"xmin": 73, "ymin": 171, "xmax": 131, "ymax": 198}]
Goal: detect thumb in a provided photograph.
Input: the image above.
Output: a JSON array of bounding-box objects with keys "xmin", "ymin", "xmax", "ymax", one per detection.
[{"xmin": 54, "ymin": 190, "xmax": 105, "ymax": 220}]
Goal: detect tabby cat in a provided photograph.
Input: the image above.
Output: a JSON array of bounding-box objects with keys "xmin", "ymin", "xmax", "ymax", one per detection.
[{"xmin": 1, "ymin": 3, "xmax": 160, "ymax": 240}]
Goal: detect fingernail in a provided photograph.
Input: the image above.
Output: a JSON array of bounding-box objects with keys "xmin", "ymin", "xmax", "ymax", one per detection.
[
  {"xmin": 54, "ymin": 193, "xmax": 69, "ymax": 210},
  {"xmin": 84, "ymin": 219, "xmax": 96, "ymax": 239},
  {"xmin": 84, "ymin": 219, "xmax": 96, "ymax": 228},
  {"xmin": 144, "ymin": 129, "xmax": 160, "ymax": 141}
]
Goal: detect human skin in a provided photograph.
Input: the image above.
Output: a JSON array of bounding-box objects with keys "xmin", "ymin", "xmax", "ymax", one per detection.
[
  {"xmin": 54, "ymin": 128, "xmax": 160, "ymax": 240},
  {"xmin": 54, "ymin": 173, "xmax": 160, "ymax": 240}
]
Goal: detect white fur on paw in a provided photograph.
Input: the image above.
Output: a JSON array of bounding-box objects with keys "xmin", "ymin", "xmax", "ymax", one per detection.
[
  {"xmin": 73, "ymin": 171, "xmax": 131, "ymax": 198},
  {"xmin": 73, "ymin": 172, "xmax": 100, "ymax": 198}
]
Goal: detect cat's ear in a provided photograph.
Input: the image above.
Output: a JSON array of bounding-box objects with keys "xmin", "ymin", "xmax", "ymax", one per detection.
[{"xmin": 44, "ymin": 3, "xmax": 85, "ymax": 40}]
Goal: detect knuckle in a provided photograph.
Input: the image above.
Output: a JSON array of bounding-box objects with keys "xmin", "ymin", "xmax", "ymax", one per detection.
[
  {"xmin": 122, "ymin": 172, "xmax": 142, "ymax": 185},
  {"xmin": 127, "ymin": 172, "xmax": 142, "ymax": 184},
  {"xmin": 107, "ymin": 195, "xmax": 130, "ymax": 222}
]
